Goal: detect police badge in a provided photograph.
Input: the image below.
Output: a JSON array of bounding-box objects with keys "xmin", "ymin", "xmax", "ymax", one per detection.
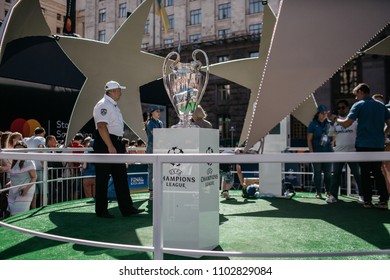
[{"xmin": 100, "ymin": 109, "xmax": 107, "ymax": 116}]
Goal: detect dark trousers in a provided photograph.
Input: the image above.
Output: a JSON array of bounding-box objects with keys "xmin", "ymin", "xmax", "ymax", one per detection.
[
  {"xmin": 312, "ymin": 162, "xmax": 332, "ymax": 193},
  {"xmin": 330, "ymin": 161, "xmax": 362, "ymax": 199},
  {"xmin": 93, "ymin": 132, "xmax": 133, "ymax": 216},
  {"xmin": 356, "ymin": 147, "xmax": 389, "ymax": 203}
]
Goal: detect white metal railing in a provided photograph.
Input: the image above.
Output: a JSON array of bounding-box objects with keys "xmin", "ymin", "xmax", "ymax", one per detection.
[{"xmin": 1, "ymin": 149, "xmax": 390, "ymax": 259}]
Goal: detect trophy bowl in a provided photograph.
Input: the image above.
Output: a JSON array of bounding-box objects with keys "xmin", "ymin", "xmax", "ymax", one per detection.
[{"xmin": 163, "ymin": 49, "xmax": 209, "ymax": 128}]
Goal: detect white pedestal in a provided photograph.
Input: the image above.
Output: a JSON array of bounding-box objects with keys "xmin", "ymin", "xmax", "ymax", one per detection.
[
  {"xmin": 259, "ymin": 117, "xmax": 288, "ymax": 196},
  {"xmin": 259, "ymin": 162, "xmax": 283, "ymax": 196},
  {"xmin": 154, "ymin": 128, "xmax": 220, "ymax": 251}
]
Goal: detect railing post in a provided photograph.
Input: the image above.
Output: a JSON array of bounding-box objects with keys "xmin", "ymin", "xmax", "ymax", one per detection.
[
  {"xmin": 346, "ymin": 165, "xmax": 351, "ymax": 196},
  {"xmin": 152, "ymin": 155, "xmax": 164, "ymax": 260},
  {"xmin": 42, "ymin": 160, "xmax": 48, "ymax": 206}
]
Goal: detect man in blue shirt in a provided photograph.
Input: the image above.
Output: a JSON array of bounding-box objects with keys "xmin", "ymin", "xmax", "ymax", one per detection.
[{"xmin": 336, "ymin": 83, "xmax": 390, "ymax": 209}]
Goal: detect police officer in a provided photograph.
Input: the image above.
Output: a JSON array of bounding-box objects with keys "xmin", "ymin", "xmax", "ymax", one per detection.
[{"xmin": 93, "ymin": 80, "xmax": 144, "ymax": 218}]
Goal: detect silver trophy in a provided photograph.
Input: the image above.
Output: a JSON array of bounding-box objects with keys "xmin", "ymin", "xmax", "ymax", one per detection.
[{"xmin": 163, "ymin": 49, "xmax": 209, "ymax": 128}]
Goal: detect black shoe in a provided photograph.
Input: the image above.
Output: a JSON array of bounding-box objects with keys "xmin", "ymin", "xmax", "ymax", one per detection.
[
  {"xmin": 123, "ymin": 208, "xmax": 145, "ymax": 216},
  {"xmin": 96, "ymin": 212, "xmax": 115, "ymax": 218}
]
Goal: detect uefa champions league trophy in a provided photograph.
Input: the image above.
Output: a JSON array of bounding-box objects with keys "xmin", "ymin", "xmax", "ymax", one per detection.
[{"xmin": 163, "ymin": 49, "xmax": 209, "ymax": 128}]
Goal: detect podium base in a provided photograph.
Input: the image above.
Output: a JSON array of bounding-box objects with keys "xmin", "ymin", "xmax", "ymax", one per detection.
[{"xmin": 154, "ymin": 128, "xmax": 220, "ymax": 255}]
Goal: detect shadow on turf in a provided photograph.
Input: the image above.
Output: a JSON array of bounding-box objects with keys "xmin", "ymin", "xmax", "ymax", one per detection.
[
  {"xmin": 0, "ymin": 200, "xmax": 230, "ymax": 260},
  {"xmin": 225, "ymin": 197, "xmax": 390, "ymax": 251},
  {"xmin": 0, "ymin": 200, "xmax": 154, "ymax": 260}
]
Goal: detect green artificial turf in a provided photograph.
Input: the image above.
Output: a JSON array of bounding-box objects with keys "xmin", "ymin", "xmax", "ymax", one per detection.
[{"xmin": 0, "ymin": 191, "xmax": 389, "ymax": 260}]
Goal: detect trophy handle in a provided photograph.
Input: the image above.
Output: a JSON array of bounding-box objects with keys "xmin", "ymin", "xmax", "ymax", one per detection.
[
  {"xmin": 162, "ymin": 51, "xmax": 180, "ymax": 115},
  {"xmin": 192, "ymin": 49, "xmax": 209, "ymax": 106},
  {"xmin": 162, "ymin": 51, "xmax": 180, "ymax": 77}
]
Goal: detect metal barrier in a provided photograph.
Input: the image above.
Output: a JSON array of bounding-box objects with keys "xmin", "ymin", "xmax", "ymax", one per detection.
[{"xmin": 1, "ymin": 149, "xmax": 390, "ymax": 259}]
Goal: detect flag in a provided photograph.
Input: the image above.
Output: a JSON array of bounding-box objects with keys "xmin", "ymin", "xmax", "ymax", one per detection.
[
  {"xmin": 63, "ymin": 0, "xmax": 76, "ymax": 35},
  {"xmin": 155, "ymin": 0, "xmax": 170, "ymax": 32}
]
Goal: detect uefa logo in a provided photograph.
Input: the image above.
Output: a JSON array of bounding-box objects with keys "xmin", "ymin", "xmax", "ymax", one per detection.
[{"xmin": 167, "ymin": 146, "xmax": 184, "ymax": 166}]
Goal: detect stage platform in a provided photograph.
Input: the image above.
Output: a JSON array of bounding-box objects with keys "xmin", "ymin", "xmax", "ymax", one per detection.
[{"xmin": 0, "ymin": 191, "xmax": 389, "ymax": 260}]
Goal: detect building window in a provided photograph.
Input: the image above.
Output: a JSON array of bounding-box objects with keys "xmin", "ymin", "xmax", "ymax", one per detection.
[
  {"xmin": 249, "ymin": 0, "xmax": 263, "ymax": 14},
  {"xmin": 217, "ymin": 55, "xmax": 229, "ymax": 63},
  {"xmin": 218, "ymin": 114, "xmax": 231, "ymax": 140},
  {"xmin": 218, "ymin": 3, "xmax": 231, "ymax": 20},
  {"xmin": 218, "ymin": 29, "xmax": 231, "ymax": 38},
  {"xmin": 99, "ymin": 9, "xmax": 106, "ymax": 23},
  {"xmin": 164, "ymin": 38, "xmax": 174, "ymax": 47},
  {"xmin": 249, "ymin": 23, "xmax": 262, "ymax": 34},
  {"xmin": 339, "ymin": 60, "xmax": 358, "ymax": 94},
  {"xmin": 56, "ymin": 27, "xmax": 61, "ymax": 34},
  {"xmin": 165, "ymin": 0, "xmax": 174, "ymax": 7},
  {"xmin": 217, "ymin": 84, "xmax": 231, "ymax": 104},
  {"xmin": 119, "ymin": 3, "xmax": 127, "ymax": 18},
  {"xmin": 168, "ymin": 14, "xmax": 174, "ymax": 29},
  {"xmin": 98, "ymin": 30, "xmax": 106, "ymax": 42},
  {"xmin": 57, "ymin": 13, "xmax": 62, "ymax": 21},
  {"xmin": 189, "ymin": 34, "xmax": 201, "ymax": 43},
  {"xmin": 145, "ymin": 19, "xmax": 150, "ymax": 34},
  {"xmin": 190, "ymin": 9, "xmax": 201, "ymax": 25},
  {"xmin": 249, "ymin": 51, "xmax": 259, "ymax": 57},
  {"xmin": 141, "ymin": 43, "xmax": 149, "ymax": 49}
]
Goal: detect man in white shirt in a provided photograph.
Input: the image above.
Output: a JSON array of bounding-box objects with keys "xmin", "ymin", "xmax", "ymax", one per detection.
[
  {"xmin": 327, "ymin": 100, "xmax": 363, "ymax": 204},
  {"xmin": 92, "ymin": 81, "xmax": 144, "ymax": 218}
]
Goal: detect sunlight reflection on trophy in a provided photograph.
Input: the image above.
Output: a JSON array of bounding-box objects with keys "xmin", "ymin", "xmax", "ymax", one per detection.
[{"xmin": 163, "ymin": 49, "xmax": 209, "ymax": 128}]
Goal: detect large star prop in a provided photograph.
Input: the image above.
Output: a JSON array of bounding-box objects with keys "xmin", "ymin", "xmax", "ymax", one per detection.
[
  {"xmin": 244, "ymin": 0, "xmax": 390, "ymax": 150},
  {"xmin": 0, "ymin": 0, "xmax": 51, "ymax": 62},
  {"xmin": 57, "ymin": 0, "xmax": 165, "ymax": 143},
  {"xmin": 208, "ymin": 3, "xmax": 316, "ymax": 145}
]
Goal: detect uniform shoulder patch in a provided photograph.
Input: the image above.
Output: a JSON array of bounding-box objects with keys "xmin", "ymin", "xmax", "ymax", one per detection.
[{"xmin": 100, "ymin": 108, "xmax": 107, "ymax": 116}]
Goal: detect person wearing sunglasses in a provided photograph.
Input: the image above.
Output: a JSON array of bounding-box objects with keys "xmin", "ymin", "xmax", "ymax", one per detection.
[
  {"xmin": 6, "ymin": 141, "xmax": 37, "ymax": 216},
  {"xmin": 335, "ymin": 83, "xmax": 390, "ymax": 209},
  {"xmin": 327, "ymin": 100, "xmax": 362, "ymax": 204}
]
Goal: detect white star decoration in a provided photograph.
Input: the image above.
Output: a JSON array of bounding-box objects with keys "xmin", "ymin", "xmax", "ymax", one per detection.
[
  {"xmin": 0, "ymin": 0, "xmax": 51, "ymax": 61},
  {"xmin": 57, "ymin": 0, "xmax": 165, "ymax": 142},
  {"xmin": 243, "ymin": 0, "xmax": 390, "ymax": 149},
  {"xmin": 0, "ymin": 0, "xmax": 165, "ymax": 143}
]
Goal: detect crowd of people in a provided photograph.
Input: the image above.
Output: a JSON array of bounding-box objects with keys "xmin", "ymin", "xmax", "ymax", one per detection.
[
  {"xmin": 1, "ymin": 81, "xmax": 389, "ymax": 219},
  {"xmin": 306, "ymin": 83, "xmax": 390, "ymax": 209},
  {"xmin": 0, "ymin": 129, "xmax": 147, "ymax": 219}
]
